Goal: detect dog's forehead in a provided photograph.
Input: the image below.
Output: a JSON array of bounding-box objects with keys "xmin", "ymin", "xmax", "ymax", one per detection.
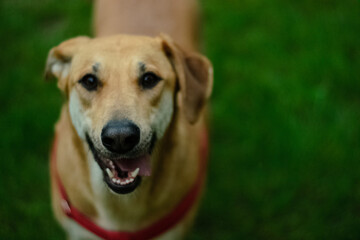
[
  {"xmin": 73, "ymin": 35, "xmax": 168, "ymax": 73},
  {"xmin": 83, "ymin": 35, "xmax": 162, "ymax": 56}
]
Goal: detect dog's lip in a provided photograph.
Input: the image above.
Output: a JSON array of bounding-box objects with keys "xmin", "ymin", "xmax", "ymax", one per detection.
[{"xmin": 104, "ymin": 174, "xmax": 142, "ymax": 194}]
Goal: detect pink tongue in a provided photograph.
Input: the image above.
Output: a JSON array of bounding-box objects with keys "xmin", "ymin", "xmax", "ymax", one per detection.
[{"xmin": 113, "ymin": 155, "xmax": 151, "ymax": 176}]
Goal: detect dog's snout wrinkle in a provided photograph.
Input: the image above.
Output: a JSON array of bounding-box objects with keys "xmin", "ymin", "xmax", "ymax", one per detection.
[{"xmin": 101, "ymin": 120, "xmax": 140, "ymax": 154}]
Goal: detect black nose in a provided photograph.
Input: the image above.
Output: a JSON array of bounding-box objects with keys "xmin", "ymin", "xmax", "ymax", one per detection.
[{"xmin": 101, "ymin": 120, "xmax": 140, "ymax": 154}]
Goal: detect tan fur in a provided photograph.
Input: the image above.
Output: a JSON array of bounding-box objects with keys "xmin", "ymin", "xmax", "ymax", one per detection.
[
  {"xmin": 47, "ymin": 1, "xmax": 212, "ymax": 239},
  {"xmin": 93, "ymin": 0, "xmax": 199, "ymax": 51}
]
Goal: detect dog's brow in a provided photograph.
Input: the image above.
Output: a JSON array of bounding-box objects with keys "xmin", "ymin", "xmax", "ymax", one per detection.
[
  {"xmin": 138, "ymin": 62, "xmax": 146, "ymax": 74},
  {"xmin": 92, "ymin": 62, "xmax": 100, "ymax": 73}
]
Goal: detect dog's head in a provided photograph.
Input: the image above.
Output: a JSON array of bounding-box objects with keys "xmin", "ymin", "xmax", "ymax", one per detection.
[{"xmin": 45, "ymin": 34, "xmax": 213, "ymax": 194}]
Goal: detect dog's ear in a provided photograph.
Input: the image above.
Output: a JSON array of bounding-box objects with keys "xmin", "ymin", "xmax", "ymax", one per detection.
[
  {"xmin": 160, "ymin": 34, "xmax": 213, "ymax": 124},
  {"xmin": 44, "ymin": 36, "xmax": 91, "ymax": 92}
]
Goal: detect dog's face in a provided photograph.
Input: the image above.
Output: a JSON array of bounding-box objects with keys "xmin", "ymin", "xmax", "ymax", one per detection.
[{"xmin": 46, "ymin": 35, "xmax": 212, "ymax": 194}]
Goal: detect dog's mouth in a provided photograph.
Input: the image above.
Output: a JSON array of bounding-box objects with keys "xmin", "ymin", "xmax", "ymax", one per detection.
[
  {"xmin": 86, "ymin": 134, "xmax": 155, "ymax": 194},
  {"xmin": 100, "ymin": 155, "xmax": 150, "ymax": 194}
]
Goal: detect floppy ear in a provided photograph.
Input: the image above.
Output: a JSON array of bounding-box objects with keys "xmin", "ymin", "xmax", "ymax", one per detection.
[
  {"xmin": 44, "ymin": 36, "xmax": 91, "ymax": 92},
  {"xmin": 160, "ymin": 34, "xmax": 213, "ymax": 124}
]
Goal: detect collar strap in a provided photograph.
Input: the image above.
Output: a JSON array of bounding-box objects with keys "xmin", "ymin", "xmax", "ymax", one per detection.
[{"xmin": 51, "ymin": 129, "xmax": 208, "ymax": 240}]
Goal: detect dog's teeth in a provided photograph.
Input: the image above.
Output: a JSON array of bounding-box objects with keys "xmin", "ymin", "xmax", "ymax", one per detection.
[
  {"xmin": 112, "ymin": 178, "xmax": 117, "ymax": 183},
  {"xmin": 106, "ymin": 168, "xmax": 114, "ymax": 178},
  {"xmin": 117, "ymin": 179, "xmax": 121, "ymax": 184},
  {"xmin": 130, "ymin": 168, "xmax": 140, "ymax": 178},
  {"xmin": 109, "ymin": 161, "xmax": 114, "ymax": 168}
]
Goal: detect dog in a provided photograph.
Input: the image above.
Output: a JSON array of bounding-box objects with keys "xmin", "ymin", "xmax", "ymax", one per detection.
[{"xmin": 46, "ymin": 1, "xmax": 213, "ymax": 239}]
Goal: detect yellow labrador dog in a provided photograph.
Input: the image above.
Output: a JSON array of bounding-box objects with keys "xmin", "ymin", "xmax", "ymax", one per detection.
[{"xmin": 46, "ymin": 1, "xmax": 213, "ymax": 240}]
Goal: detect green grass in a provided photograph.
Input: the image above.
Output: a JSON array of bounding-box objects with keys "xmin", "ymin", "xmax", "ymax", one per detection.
[{"xmin": 1, "ymin": 0, "xmax": 360, "ymax": 239}]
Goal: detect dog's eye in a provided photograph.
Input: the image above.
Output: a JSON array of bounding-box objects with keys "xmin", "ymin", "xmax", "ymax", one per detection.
[
  {"xmin": 140, "ymin": 72, "xmax": 162, "ymax": 89},
  {"xmin": 79, "ymin": 74, "xmax": 99, "ymax": 91}
]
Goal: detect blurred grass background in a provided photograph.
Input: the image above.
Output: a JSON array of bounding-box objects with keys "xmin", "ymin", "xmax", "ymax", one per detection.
[{"xmin": 1, "ymin": 0, "xmax": 360, "ymax": 239}]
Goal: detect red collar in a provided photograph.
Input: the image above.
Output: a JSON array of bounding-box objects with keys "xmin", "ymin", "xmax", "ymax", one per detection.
[{"xmin": 51, "ymin": 129, "xmax": 208, "ymax": 240}]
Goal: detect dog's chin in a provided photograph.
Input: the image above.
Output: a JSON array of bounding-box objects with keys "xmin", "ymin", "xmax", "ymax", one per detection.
[{"xmin": 85, "ymin": 134, "xmax": 156, "ymax": 195}]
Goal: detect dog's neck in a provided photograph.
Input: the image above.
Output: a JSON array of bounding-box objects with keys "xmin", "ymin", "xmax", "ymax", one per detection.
[{"xmin": 55, "ymin": 104, "xmax": 201, "ymax": 231}]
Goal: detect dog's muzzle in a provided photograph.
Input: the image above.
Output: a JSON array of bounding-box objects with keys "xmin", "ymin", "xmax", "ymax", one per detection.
[{"xmin": 86, "ymin": 120, "xmax": 156, "ymax": 194}]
